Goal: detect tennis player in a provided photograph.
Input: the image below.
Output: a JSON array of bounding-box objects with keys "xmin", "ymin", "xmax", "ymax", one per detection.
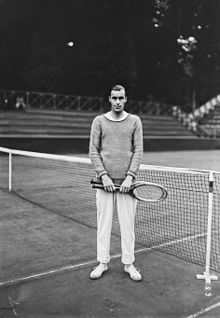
[{"xmin": 89, "ymin": 84, "xmax": 143, "ymax": 281}]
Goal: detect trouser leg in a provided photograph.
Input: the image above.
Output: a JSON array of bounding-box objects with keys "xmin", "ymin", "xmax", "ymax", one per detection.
[
  {"xmin": 96, "ymin": 189, "xmax": 114, "ymax": 263},
  {"xmin": 116, "ymin": 193, "xmax": 137, "ymax": 264}
]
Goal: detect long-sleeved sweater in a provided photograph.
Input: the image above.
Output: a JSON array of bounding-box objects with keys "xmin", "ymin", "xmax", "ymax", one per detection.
[{"xmin": 89, "ymin": 113, "xmax": 143, "ymax": 183}]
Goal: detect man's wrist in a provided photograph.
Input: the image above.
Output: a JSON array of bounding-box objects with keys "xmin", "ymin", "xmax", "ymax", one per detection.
[
  {"xmin": 101, "ymin": 173, "xmax": 109, "ymax": 180},
  {"xmin": 126, "ymin": 174, "xmax": 133, "ymax": 181}
]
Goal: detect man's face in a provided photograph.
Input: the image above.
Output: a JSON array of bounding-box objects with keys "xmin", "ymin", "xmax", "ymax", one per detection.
[{"xmin": 109, "ymin": 89, "xmax": 127, "ymax": 113}]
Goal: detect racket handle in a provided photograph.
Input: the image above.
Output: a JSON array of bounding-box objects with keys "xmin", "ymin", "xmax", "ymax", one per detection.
[
  {"xmin": 91, "ymin": 179, "xmax": 101, "ymax": 184},
  {"xmin": 91, "ymin": 179, "xmax": 121, "ymax": 188},
  {"xmin": 92, "ymin": 184, "xmax": 104, "ymax": 189},
  {"xmin": 92, "ymin": 184, "xmax": 121, "ymax": 191}
]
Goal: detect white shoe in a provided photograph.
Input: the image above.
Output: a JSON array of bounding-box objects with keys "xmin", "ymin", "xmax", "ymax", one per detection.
[
  {"xmin": 124, "ymin": 264, "xmax": 142, "ymax": 281},
  {"xmin": 90, "ymin": 263, "xmax": 108, "ymax": 280}
]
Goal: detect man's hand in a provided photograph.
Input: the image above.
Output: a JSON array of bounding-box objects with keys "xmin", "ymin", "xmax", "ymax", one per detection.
[
  {"xmin": 120, "ymin": 175, "xmax": 133, "ymax": 193},
  {"xmin": 101, "ymin": 174, "xmax": 116, "ymax": 192}
]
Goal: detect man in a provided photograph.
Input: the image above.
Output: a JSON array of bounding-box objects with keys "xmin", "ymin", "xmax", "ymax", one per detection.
[{"xmin": 89, "ymin": 84, "xmax": 143, "ymax": 281}]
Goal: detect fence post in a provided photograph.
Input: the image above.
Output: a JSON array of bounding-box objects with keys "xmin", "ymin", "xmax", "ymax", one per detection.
[
  {"xmin": 53, "ymin": 94, "xmax": 56, "ymax": 109},
  {"xmin": 77, "ymin": 96, "xmax": 81, "ymax": 110},
  {"xmin": 26, "ymin": 92, "xmax": 30, "ymax": 108},
  {"xmin": 156, "ymin": 103, "xmax": 160, "ymax": 115}
]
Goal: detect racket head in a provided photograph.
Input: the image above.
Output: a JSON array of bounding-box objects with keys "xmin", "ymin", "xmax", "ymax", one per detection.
[{"xmin": 130, "ymin": 181, "xmax": 168, "ymax": 202}]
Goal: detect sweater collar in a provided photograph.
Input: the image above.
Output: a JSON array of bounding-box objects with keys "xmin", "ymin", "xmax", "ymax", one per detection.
[{"xmin": 104, "ymin": 111, "xmax": 129, "ymax": 122}]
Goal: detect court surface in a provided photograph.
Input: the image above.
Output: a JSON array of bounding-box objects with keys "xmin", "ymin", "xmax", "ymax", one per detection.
[{"xmin": 0, "ymin": 149, "xmax": 220, "ymax": 317}]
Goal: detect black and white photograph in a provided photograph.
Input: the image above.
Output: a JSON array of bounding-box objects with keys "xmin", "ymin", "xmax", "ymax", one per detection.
[{"xmin": 0, "ymin": 1, "xmax": 220, "ymax": 317}]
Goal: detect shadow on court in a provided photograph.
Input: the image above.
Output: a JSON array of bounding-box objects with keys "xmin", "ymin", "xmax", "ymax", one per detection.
[{"xmin": 1, "ymin": 189, "xmax": 220, "ymax": 317}]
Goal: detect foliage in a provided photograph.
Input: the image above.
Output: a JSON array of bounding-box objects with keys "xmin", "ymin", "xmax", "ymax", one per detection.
[{"xmin": 0, "ymin": 0, "xmax": 219, "ymax": 110}]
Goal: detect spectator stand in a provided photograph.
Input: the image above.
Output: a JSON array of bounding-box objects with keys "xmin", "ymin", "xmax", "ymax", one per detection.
[{"xmin": 172, "ymin": 95, "xmax": 220, "ymax": 138}]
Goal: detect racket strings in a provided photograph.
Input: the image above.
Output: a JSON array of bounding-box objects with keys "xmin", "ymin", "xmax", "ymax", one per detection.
[{"xmin": 133, "ymin": 184, "xmax": 165, "ymax": 201}]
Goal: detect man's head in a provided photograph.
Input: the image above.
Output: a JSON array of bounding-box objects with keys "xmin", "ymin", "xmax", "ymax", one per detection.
[{"xmin": 109, "ymin": 85, "xmax": 127, "ymax": 114}]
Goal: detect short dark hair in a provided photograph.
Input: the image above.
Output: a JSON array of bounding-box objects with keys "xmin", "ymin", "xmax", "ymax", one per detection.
[{"xmin": 110, "ymin": 84, "xmax": 126, "ymax": 95}]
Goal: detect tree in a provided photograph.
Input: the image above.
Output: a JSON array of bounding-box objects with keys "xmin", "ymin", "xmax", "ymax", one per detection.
[{"xmin": 0, "ymin": 0, "xmax": 219, "ymax": 109}]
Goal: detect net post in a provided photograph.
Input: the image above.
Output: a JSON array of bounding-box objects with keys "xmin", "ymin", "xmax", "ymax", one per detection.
[
  {"xmin": 9, "ymin": 152, "xmax": 12, "ymax": 191},
  {"xmin": 196, "ymin": 171, "xmax": 218, "ymax": 284}
]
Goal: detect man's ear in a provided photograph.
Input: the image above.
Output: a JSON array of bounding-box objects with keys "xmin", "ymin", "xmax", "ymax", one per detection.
[
  {"xmin": 125, "ymin": 96, "xmax": 127, "ymax": 103},
  {"xmin": 108, "ymin": 96, "xmax": 112, "ymax": 103}
]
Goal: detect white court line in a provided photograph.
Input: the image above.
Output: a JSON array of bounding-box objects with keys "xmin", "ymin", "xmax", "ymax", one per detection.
[
  {"xmin": 185, "ymin": 302, "xmax": 220, "ymax": 318},
  {"xmin": 133, "ymin": 232, "xmax": 207, "ymax": 254},
  {"xmin": 0, "ymin": 231, "xmax": 206, "ymax": 287},
  {"xmin": 0, "ymin": 259, "xmax": 97, "ymax": 287}
]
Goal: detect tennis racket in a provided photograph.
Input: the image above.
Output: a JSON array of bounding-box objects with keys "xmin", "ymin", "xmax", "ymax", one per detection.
[{"xmin": 91, "ymin": 179, "xmax": 168, "ymax": 203}]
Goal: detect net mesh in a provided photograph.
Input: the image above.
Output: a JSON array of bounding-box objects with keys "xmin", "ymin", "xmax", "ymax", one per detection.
[{"xmin": 0, "ymin": 149, "xmax": 220, "ymax": 272}]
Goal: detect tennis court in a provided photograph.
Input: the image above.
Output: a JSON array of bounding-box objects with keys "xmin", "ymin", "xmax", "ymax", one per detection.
[{"xmin": 0, "ymin": 147, "xmax": 220, "ymax": 317}]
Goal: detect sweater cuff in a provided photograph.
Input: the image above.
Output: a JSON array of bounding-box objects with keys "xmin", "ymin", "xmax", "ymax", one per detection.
[
  {"xmin": 126, "ymin": 171, "xmax": 137, "ymax": 178},
  {"xmin": 98, "ymin": 170, "xmax": 108, "ymax": 178}
]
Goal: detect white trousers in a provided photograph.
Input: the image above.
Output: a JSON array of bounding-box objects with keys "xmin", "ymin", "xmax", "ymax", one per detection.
[{"xmin": 96, "ymin": 189, "xmax": 137, "ymax": 264}]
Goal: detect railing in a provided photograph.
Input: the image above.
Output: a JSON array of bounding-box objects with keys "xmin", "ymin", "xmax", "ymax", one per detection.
[
  {"xmin": 0, "ymin": 90, "xmax": 104, "ymax": 112},
  {"xmin": 172, "ymin": 94, "xmax": 220, "ymax": 138},
  {"xmin": 0, "ymin": 89, "xmax": 173, "ymax": 115}
]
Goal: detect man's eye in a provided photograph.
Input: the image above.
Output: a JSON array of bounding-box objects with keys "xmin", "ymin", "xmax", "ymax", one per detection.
[{"xmin": 112, "ymin": 97, "xmax": 124, "ymax": 100}]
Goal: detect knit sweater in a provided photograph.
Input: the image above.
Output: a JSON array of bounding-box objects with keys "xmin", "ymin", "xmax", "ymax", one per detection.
[{"xmin": 89, "ymin": 113, "xmax": 143, "ymax": 183}]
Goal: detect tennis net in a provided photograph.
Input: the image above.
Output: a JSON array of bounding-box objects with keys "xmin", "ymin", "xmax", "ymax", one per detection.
[{"xmin": 0, "ymin": 146, "xmax": 219, "ymax": 274}]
